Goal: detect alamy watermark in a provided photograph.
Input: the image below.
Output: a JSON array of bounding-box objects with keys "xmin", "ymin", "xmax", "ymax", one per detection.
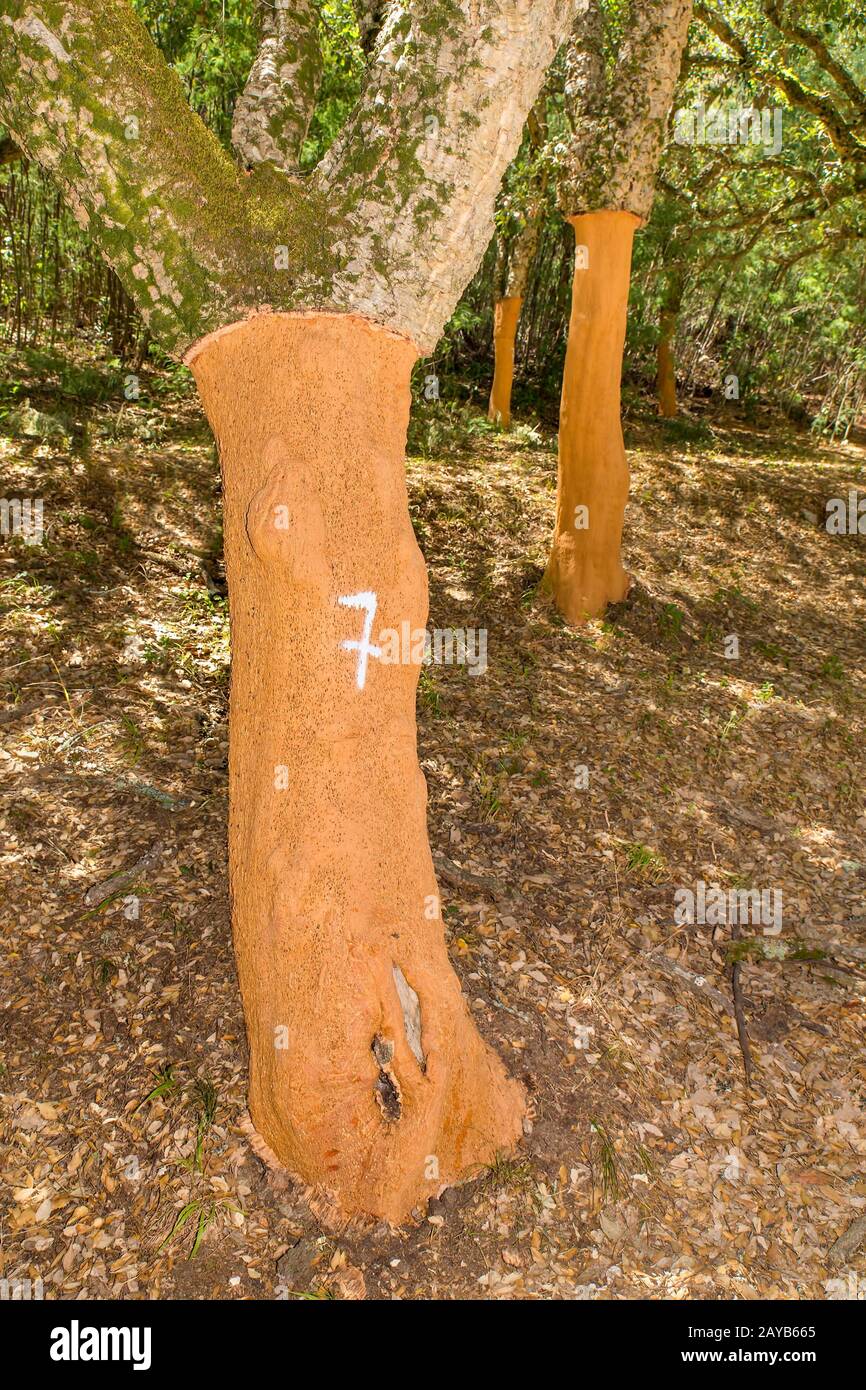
[
  {"xmin": 674, "ymin": 879, "xmax": 782, "ymax": 936},
  {"xmin": 0, "ymin": 1277, "xmax": 44, "ymax": 1300},
  {"xmin": 0, "ymin": 496, "xmax": 44, "ymax": 545},
  {"xmin": 674, "ymin": 102, "xmax": 783, "ymax": 157},
  {"xmin": 378, "ymin": 621, "xmax": 487, "ymax": 676},
  {"xmin": 824, "ymin": 1272, "xmax": 865, "ymax": 1300},
  {"xmin": 826, "ymin": 491, "xmax": 865, "ymax": 535},
  {"xmin": 50, "ymin": 1320, "xmax": 152, "ymax": 1371}
]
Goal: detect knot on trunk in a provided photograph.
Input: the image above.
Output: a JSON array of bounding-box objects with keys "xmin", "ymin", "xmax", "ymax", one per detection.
[{"xmin": 372, "ymin": 1034, "xmax": 402, "ymax": 1122}]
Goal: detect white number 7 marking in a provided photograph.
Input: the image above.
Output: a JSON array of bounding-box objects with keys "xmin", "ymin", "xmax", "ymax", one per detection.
[{"xmin": 338, "ymin": 590, "xmax": 382, "ymax": 690}]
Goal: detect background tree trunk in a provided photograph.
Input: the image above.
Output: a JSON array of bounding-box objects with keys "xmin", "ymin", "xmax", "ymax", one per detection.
[
  {"xmin": 188, "ymin": 312, "xmax": 525, "ymax": 1224},
  {"xmin": 543, "ymin": 212, "xmax": 638, "ymax": 623},
  {"xmin": 547, "ymin": 0, "xmax": 693, "ymax": 623},
  {"xmin": 656, "ymin": 265, "xmax": 685, "ymax": 417},
  {"xmin": 487, "ymin": 97, "xmax": 549, "ymax": 428},
  {"xmin": 656, "ymin": 328, "xmax": 678, "ymax": 418},
  {"xmin": 231, "ymin": 0, "xmax": 323, "ymax": 172},
  {"xmin": 488, "ymin": 295, "xmax": 523, "ymax": 427}
]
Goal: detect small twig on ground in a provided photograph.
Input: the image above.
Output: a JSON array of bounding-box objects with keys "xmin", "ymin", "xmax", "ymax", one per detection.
[
  {"xmin": 433, "ymin": 854, "xmax": 504, "ymax": 900},
  {"xmin": 730, "ymin": 924, "xmax": 755, "ymax": 1089},
  {"xmin": 828, "ymin": 1214, "xmax": 866, "ymax": 1269},
  {"xmin": 113, "ymin": 777, "xmax": 193, "ymax": 810},
  {"xmin": 725, "ymin": 936, "xmax": 866, "ymax": 980},
  {"xmin": 626, "ymin": 932, "xmax": 735, "ymax": 1017},
  {"xmin": 719, "ymin": 802, "xmax": 783, "ymax": 835},
  {"xmin": 84, "ymin": 840, "xmax": 165, "ymax": 907}
]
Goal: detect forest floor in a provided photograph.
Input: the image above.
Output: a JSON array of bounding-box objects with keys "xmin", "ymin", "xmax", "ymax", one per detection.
[{"xmin": 1, "ymin": 351, "xmax": 865, "ymax": 1301}]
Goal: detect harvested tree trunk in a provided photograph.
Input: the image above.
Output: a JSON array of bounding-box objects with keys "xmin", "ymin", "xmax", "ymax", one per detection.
[
  {"xmin": 2, "ymin": 0, "xmax": 577, "ymax": 1227},
  {"xmin": 487, "ymin": 99, "xmax": 547, "ymax": 430},
  {"xmin": 188, "ymin": 312, "xmax": 525, "ymax": 1224},
  {"xmin": 543, "ymin": 211, "xmax": 639, "ymax": 623},
  {"xmin": 548, "ymin": 0, "xmax": 693, "ymax": 622},
  {"xmin": 488, "ymin": 295, "xmax": 523, "ymax": 428}
]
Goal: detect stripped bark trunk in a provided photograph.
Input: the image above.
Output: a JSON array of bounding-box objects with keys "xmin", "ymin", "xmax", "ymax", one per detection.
[
  {"xmin": 488, "ymin": 295, "xmax": 523, "ymax": 427},
  {"xmin": 487, "ymin": 188, "xmax": 544, "ymax": 428},
  {"xmin": 187, "ymin": 312, "xmax": 525, "ymax": 1223},
  {"xmin": 657, "ymin": 327, "xmax": 677, "ymax": 417},
  {"xmin": 0, "ymin": 0, "xmax": 578, "ymax": 1225},
  {"xmin": 546, "ymin": 0, "xmax": 693, "ymax": 624},
  {"xmin": 656, "ymin": 265, "xmax": 685, "ymax": 417},
  {"xmin": 487, "ymin": 98, "xmax": 548, "ymax": 428},
  {"xmin": 543, "ymin": 212, "xmax": 637, "ymax": 622}
]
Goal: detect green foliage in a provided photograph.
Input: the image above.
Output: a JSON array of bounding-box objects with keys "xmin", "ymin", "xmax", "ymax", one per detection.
[
  {"xmin": 2, "ymin": 0, "xmax": 865, "ymax": 425},
  {"xmin": 302, "ymin": 2, "xmax": 366, "ymax": 168},
  {"xmin": 134, "ymin": 0, "xmax": 257, "ymax": 146}
]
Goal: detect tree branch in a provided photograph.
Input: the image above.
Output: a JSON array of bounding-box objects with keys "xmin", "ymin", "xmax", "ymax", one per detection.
[
  {"xmin": 560, "ymin": 0, "xmax": 694, "ymax": 221},
  {"xmin": 562, "ymin": 0, "xmax": 607, "ymax": 140},
  {"xmin": 0, "ymin": 0, "xmax": 265, "ymax": 353},
  {"xmin": 312, "ymin": 0, "xmax": 579, "ymax": 353},
  {"xmin": 761, "ymin": 0, "xmax": 866, "ymax": 125},
  {"xmin": 694, "ymin": 2, "xmax": 866, "ymax": 164},
  {"xmin": 232, "ymin": 0, "xmax": 323, "ymax": 172},
  {"xmin": 1, "ymin": 0, "xmax": 580, "ymax": 359}
]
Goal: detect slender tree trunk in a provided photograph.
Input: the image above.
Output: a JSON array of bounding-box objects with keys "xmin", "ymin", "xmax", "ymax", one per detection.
[
  {"xmin": 488, "ymin": 294, "xmax": 523, "ymax": 427},
  {"xmin": 487, "ymin": 97, "xmax": 548, "ymax": 430},
  {"xmin": 188, "ymin": 312, "xmax": 525, "ymax": 1224},
  {"xmin": 656, "ymin": 274, "xmax": 684, "ymax": 418},
  {"xmin": 656, "ymin": 332, "xmax": 677, "ymax": 417},
  {"xmin": 543, "ymin": 211, "xmax": 638, "ymax": 623}
]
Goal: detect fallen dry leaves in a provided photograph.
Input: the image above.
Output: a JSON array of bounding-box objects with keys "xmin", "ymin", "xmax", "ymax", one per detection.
[{"xmin": 1, "ymin": 378, "xmax": 864, "ymax": 1299}]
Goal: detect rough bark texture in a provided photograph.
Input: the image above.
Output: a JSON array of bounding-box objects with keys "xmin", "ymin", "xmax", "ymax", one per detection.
[
  {"xmin": 560, "ymin": 0, "xmax": 693, "ymax": 222},
  {"xmin": 544, "ymin": 212, "xmax": 638, "ymax": 622},
  {"xmin": 188, "ymin": 313, "xmax": 525, "ymax": 1224},
  {"xmin": 0, "ymin": 0, "xmax": 261, "ymax": 350},
  {"xmin": 353, "ymin": 0, "xmax": 389, "ymax": 54},
  {"xmin": 315, "ymin": 0, "xmax": 577, "ymax": 352},
  {"xmin": 232, "ymin": 0, "xmax": 323, "ymax": 172},
  {"xmin": 488, "ymin": 295, "xmax": 522, "ymax": 427},
  {"xmin": 0, "ymin": 1, "xmax": 578, "ymax": 357}
]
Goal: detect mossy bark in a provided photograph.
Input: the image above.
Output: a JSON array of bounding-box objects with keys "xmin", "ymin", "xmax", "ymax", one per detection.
[
  {"xmin": 543, "ymin": 212, "xmax": 639, "ymax": 624},
  {"xmin": 0, "ymin": 1, "xmax": 576, "ymax": 357},
  {"xmin": 189, "ymin": 314, "xmax": 525, "ymax": 1224},
  {"xmin": 232, "ymin": 0, "xmax": 323, "ymax": 172},
  {"xmin": 559, "ymin": 0, "xmax": 694, "ymax": 222}
]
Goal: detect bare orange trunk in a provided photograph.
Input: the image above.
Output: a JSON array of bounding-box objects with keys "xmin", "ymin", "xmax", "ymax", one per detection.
[
  {"xmin": 543, "ymin": 211, "xmax": 639, "ymax": 624},
  {"xmin": 188, "ymin": 313, "xmax": 524, "ymax": 1225},
  {"xmin": 487, "ymin": 295, "xmax": 523, "ymax": 428}
]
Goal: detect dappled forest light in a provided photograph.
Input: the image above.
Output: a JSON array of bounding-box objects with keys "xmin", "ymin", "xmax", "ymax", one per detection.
[{"xmin": 1, "ymin": 0, "xmax": 864, "ymax": 1327}]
